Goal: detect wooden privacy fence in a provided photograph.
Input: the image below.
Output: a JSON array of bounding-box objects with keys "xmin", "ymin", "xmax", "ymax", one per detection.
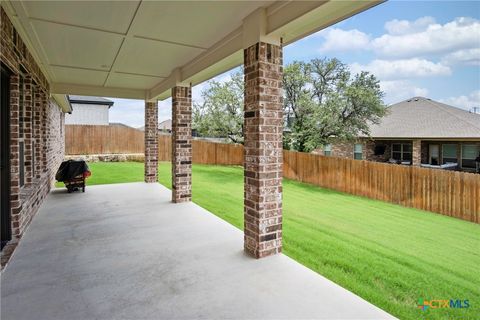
[
  {"xmin": 66, "ymin": 125, "xmax": 144, "ymax": 154},
  {"xmin": 66, "ymin": 126, "xmax": 479, "ymax": 223},
  {"xmin": 283, "ymin": 151, "xmax": 479, "ymax": 224},
  {"xmin": 158, "ymin": 136, "xmax": 243, "ymax": 165}
]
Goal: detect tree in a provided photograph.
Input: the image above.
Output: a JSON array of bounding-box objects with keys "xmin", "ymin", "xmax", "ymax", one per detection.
[
  {"xmin": 193, "ymin": 58, "xmax": 386, "ymax": 151},
  {"xmin": 193, "ymin": 70, "xmax": 244, "ymax": 143},
  {"xmin": 283, "ymin": 58, "xmax": 386, "ymax": 152}
]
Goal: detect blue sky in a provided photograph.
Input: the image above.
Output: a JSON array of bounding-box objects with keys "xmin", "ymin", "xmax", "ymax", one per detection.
[{"xmin": 110, "ymin": 1, "xmax": 480, "ymax": 127}]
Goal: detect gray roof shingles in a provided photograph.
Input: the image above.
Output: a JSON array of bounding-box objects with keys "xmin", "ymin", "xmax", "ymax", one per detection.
[{"xmin": 367, "ymin": 97, "xmax": 480, "ymax": 139}]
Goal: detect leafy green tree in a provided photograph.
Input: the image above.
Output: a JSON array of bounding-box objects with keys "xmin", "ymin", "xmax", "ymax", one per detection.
[
  {"xmin": 193, "ymin": 70, "xmax": 244, "ymax": 143},
  {"xmin": 283, "ymin": 58, "xmax": 386, "ymax": 152},
  {"xmin": 193, "ymin": 58, "xmax": 386, "ymax": 151}
]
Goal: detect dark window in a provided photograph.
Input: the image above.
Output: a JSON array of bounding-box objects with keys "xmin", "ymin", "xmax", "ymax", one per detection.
[
  {"xmin": 462, "ymin": 145, "xmax": 479, "ymax": 169},
  {"xmin": 19, "ymin": 77, "xmax": 24, "ymax": 137},
  {"xmin": 19, "ymin": 141, "xmax": 25, "ymax": 187},
  {"xmin": 391, "ymin": 143, "xmax": 412, "ymax": 163},
  {"xmin": 442, "ymin": 144, "xmax": 457, "ymax": 164},
  {"xmin": 374, "ymin": 145, "xmax": 386, "ymax": 156}
]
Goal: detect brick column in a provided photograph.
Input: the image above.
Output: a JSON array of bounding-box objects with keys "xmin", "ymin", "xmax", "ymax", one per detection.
[
  {"xmin": 171, "ymin": 86, "xmax": 192, "ymax": 203},
  {"xmin": 243, "ymin": 42, "xmax": 283, "ymax": 258},
  {"xmin": 144, "ymin": 101, "xmax": 158, "ymax": 183},
  {"xmin": 412, "ymin": 139, "xmax": 422, "ymax": 166}
]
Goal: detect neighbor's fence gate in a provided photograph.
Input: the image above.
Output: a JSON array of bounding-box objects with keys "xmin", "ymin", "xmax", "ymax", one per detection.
[{"xmin": 66, "ymin": 125, "xmax": 479, "ymax": 223}]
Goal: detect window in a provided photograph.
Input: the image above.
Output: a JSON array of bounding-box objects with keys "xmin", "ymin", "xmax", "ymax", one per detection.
[
  {"xmin": 392, "ymin": 143, "xmax": 412, "ymax": 162},
  {"xmin": 19, "ymin": 76, "xmax": 24, "ymax": 137},
  {"xmin": 354, "ymin": 144, "xmax": 363, "ymax": 160},
  {"xmin": 19, "ymin": 141, "xmax": 25, "ymax": 187},
  {"xmin": 324, "ymin": 144, "xmax": 332, "ymax": 156},
  {"xmin": 442, "ymin": 144, "xmax": 457, "ymax": 164},
  {"xmin": 462, "ymin": 145, "xmax": 480, "ymax": 169}
]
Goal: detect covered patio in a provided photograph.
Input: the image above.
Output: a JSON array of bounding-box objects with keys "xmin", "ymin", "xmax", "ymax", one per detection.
[{"xmin": 1, "ymin": 182, "xmax": 393, "ymax": 319}]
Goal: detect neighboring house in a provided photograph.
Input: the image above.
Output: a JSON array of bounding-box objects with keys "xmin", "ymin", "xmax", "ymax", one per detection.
[
  {"xmin": 66, "ymin": 95, "xmax": 114, "ymax": 125},
  {"xmin": 317, "ymin": 97, "xmax": 480, "ymax": 172},
  {"xmin": 158, "ymin": 119, "xmax": 172, "ymax": 133}
]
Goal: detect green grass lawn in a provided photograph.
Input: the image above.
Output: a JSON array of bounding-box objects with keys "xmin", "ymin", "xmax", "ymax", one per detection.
[{"xmin": 58, "ymin": 161, "xmax": 480, "ymax": 319}]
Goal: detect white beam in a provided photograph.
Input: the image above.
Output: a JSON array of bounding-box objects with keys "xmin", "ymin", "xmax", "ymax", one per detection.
[{"xmin": 51, "ymin": 83, "xmax": 147, "ymax": 100}]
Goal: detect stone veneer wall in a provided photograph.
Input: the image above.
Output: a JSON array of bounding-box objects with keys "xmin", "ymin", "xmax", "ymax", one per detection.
[
  {"xmin": 1, "ymin": 7, "xmax": 65, "ymax": 247},
  {"xmin": 243, "ymin": 42, "xmax": 283, "ymax": 258}
]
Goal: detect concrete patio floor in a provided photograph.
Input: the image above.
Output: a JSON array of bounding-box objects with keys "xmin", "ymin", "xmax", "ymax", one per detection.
[{"xmin": 1, "ymin": 182, "xmax": 394, "ymax": 320}]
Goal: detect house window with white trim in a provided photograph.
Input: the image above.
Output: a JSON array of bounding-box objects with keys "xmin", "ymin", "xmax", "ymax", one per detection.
[
  {"xmin": 354, "ymin": 144, "xmax": 363, "ymax": 160},
  {"xmin": 324, "ymin": 144, "xmax": 332, "ymax": 156},
  {"xmin": 392, "ymin": 143, "xmax": 412, "ymax": 162},
  {"xmin": 442, "ymin": 144, "xmax": 457, "ymax": 164},
  {"xmin": 461, "ymin": 144, "xmax": 480, "ymax": 169}
]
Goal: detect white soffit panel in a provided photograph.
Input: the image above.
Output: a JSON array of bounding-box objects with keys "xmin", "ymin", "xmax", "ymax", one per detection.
[
  {"xmin": 113, "ymin": 37, "xmax": 205, "ymax": 77},
  {"xmin": 131, "ymin": 1, "xmax": 272, "ymax": 49},
  {"xmin": 50, "ymin": 66, "xmax": 109, "ymax": 86},
  {"xmin": 31, "ymin": 19, "xmax": 123, "ymax": 70},
  {"xmin": 22, "ymin": 0, "xmax": 140, "ymax": 34},
  {"xmin": 105, "ymin": 73, "xmax": 165, "ymax": 90}
]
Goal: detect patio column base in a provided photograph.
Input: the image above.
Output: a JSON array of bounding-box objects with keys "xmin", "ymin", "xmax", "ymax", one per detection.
[
  {"xmin": 172, "ymin": 86, "xmax": 192, "ymax": 203},
  {"xmin": 144, "ymin": 101, "xmax": 158, "ymax": 183},
  {"xmin": 243, "ymin": 41, "xmax": 283, "ymax": 258}
]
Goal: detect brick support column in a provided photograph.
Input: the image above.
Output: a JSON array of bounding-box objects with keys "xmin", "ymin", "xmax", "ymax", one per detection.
[
  {"xmin": 243, "ymin": 42, "xmax": 283, "ymax": 258},
  {"xmin": 412, "ymin": 139, "xmax": 422, "ymax": 166},
  {"xmin": 144, "ymin": 101, "xmax": 158, "ymax": 183},
  {"xmin": 171, "ymin": 86, "xmax": 192, "ymax": 203}
]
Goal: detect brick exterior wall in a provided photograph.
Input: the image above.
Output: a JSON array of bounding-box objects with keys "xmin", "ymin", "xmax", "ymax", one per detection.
[
  {"xmin": 412, "ymin": 139, "xmax": 421, "ymax": 166},
  {"xmin": 1, "ymin": 8, "xmax": 65, "ymax": 256},
  {"xmin": 144, "ymin": 101, "xmax": 158, "ymax": 183},
  {"xmin": 171, "ymin": 86, "xmax": 192, "ymax": 203},
  {"xmin": 324, "ymin": 138, "xmax": 480, "ymax": 172},
  {"xmin": 243, "ymin": 42, "xmax": 283, "ymax": 258}
]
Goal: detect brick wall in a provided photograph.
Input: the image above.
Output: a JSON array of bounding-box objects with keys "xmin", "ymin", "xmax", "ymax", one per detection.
[
  {"xmin": 243, "ymin": 42, "xmax": 283, "ymax": 258},
  {"xmin": 1, "ymin": 7, "xmax": 65, "ymax": 254}
]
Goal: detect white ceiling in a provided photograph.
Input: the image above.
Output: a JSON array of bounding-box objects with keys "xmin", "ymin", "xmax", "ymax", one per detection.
[{"xmin": 3, "ymin": 1, "xmax": 382, "ymax": 101}]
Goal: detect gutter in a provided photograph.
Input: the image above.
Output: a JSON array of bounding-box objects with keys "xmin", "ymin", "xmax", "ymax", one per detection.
[{"xmin": 52, "ymin": 94, "xmax": 73, "ymax": 114}]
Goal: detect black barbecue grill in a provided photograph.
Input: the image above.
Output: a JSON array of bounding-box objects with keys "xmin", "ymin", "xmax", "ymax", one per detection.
[{"xmin": 56, "ymin": 160, "xmax": 91, "ymax": 193}]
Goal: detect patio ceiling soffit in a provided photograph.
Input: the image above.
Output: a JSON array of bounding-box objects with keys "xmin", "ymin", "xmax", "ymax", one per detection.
[{"xmin": 2, "ymin": 0, "xmax": 382, "ymax": 102}]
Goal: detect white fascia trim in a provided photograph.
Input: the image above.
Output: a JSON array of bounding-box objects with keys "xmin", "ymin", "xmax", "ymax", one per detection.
[{"xmin": 51, "ymin": 83, "xmax": 147, "ymax": 100}]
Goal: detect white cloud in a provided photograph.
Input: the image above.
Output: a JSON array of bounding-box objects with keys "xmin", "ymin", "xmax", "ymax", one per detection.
[
  {"xmin": 439, "ymin": 90, "xmax": 480, "ymax": 111},
  {"xmin": 350, "ymin": 58, "xmax": 451, "ymax": 80},
  {"xmin": 384, "ymin": 16, "xmax": 436, "ymax": 35},
  {"xmin": 441, "ymin": 48, "xmax": 480, "ymax": 66},
  {"xmin": 318, "ymin": 28, "xmax": 370, "ymax": 52},
  {"xmin": 380, "ymin": 80, "xmax": 429, "ymax": 104},
  {"xmin": 316, "ymin": 16, "xmax": 480, "ymax": 61},
  {"xmin": 372, "ymin": 17, "xmax": 480, "ymax": 58}
]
